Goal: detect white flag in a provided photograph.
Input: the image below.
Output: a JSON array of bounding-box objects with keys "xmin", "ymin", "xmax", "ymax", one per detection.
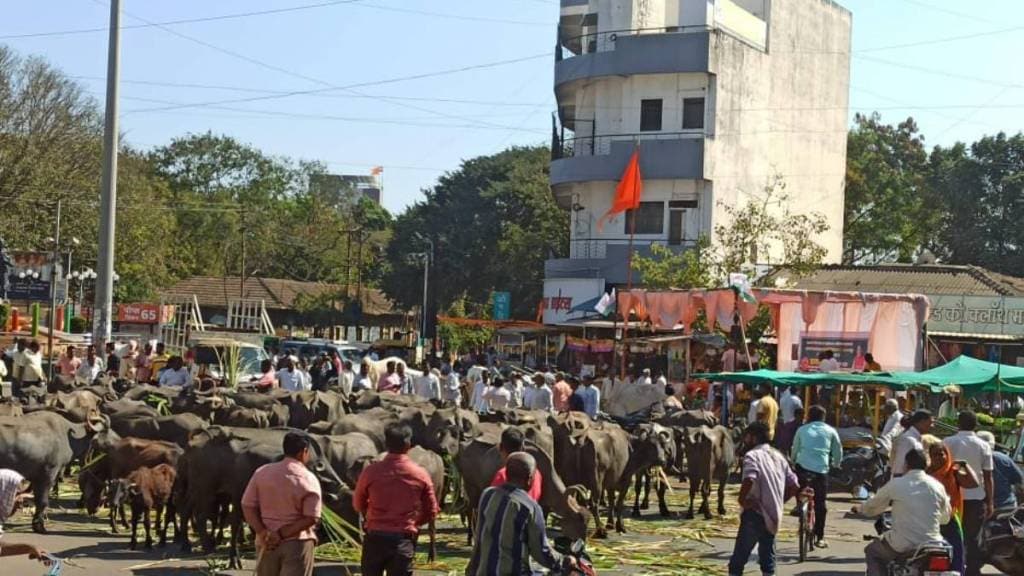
[{"xmin": 594, "ymin": 289, "xmax": 616, "ymax": 316}]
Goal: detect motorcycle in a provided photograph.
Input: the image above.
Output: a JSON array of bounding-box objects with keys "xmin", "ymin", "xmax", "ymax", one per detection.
[
  {"xmin": 868, "ymin": 514, "xmax": 959, "ymax": 576},
  {"xmin": 981, "ymin": 505, "xmax": 1024, "ymax": 575},
  {"xmin": 830, "ymin": 438, "xmax": 889, "ymax": 497},
  {"xmin": 554, "ymin": 538, "xmax": 598, "ymax": 576}
]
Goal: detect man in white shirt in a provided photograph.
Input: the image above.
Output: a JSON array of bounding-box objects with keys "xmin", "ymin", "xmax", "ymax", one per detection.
[
  {"xmin": 860, "ymin": 447, "xmax": 951, "ymax": 576},
  {"xmin": 353, "ymin": 363, "xmax": 372, "ymax": 393},
  {"xmin": 483, "ymin": 378, "xmax": 512, "ymax": 411},
  {"xmin": 414, "ymin": 368, "xmax": 441, "ymax": 401},
  {"xmin": 818, "ymin": 350, "xmax": 840, "ymax": 373},
  {"xmin": 470, "ymin": 372, "xmax": 490, "ymax": 413},
  {"xmin": 277, "ymin": 358, "xmax": 311, "ymax": 392},
  {"xmin": 747, "ymin": 394, "xmax": 762, "ymax": 426},
  {"xmin": 891, "ymin": 410, "xmax": 933, "ymax": 477},
  {"xmin": 20, "ymin": 341, "xmax": 45, "ymax": 387},
  {"xmin": 441, "ymin": 367, "xmax": 461, "ymax": 406},
  {"xmin": 655, "ymin": 372, "xmax": 668, "ymax": 391},
  {"xmin": 943, "ymin": 411, "xmax": 994, "ymax": 576},
  {"xmin": 780, "ymin": 386, "xmax": 803, "ymax": 424},
  {"xmin": 338, "ymin": 361, "xmax": 355, "ymax": 396},
  {"xmin": 877, "ymin": 399, "xmax": 904, "ymax": 456},
  {"xmin": 638, "ymin": 368, "xmax": 653, "ymax": 387},
  {"xmin": 529, "ymin": 376, "xmax": 554, "ymax": 413},
  {"xmin": 158, "ymin": 357, "xmax": 192, "ymax": 388}
]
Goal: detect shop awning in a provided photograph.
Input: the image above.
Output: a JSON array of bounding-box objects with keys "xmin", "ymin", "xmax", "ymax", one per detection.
[{"xmin": 693, "ymin": 370, "xmax": 915, "ymax": 390}]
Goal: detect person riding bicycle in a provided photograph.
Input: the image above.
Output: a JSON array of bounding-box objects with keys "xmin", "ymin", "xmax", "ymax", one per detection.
[
  {"xmin": 859, "ymin": 448, "xmax": 951, "ymax": 576},
  {"xmin": 791, "ymin": 405, "xmax": 842, "ymax": 549}
]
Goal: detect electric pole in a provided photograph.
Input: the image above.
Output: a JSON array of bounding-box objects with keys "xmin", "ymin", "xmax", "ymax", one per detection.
[{"xmin": 93, "ymin": 0, "xmax": 121, "ymax": 349}]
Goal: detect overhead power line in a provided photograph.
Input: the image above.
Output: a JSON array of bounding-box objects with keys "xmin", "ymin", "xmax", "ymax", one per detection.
[
  {"xmin": 0, "ymin": 0, "xmax": 365, "ymax": 40},
  {"xmin": 0, "ymin": 0, "xmax": 548, "ymax": 41}
]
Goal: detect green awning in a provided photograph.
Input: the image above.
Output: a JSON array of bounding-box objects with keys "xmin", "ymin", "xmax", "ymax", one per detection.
[{"xmin": 696, "ymin": 356, "xmax": 1024, "ymax": 394}]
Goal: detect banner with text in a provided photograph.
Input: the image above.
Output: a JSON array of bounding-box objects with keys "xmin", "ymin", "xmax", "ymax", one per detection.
[{"xmin": 797, "ymin": 331, "xmax": 871, "ymax": 372}]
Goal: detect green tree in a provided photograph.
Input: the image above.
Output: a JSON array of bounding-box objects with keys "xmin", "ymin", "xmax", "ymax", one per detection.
[
  {"xmin": 843, "ymin": 113, "xmax": 939, "ymax": 264},
  {"xmin": 381, "ymin": 146, "xmax": 567, "ymax": 319},
  {"xmin": 931, "ymin": 133, "xmax": 1024, "ymax": 275},
  {"xmin": 632, "ymin": 176, "xmax": 829, "ymax": 288}
]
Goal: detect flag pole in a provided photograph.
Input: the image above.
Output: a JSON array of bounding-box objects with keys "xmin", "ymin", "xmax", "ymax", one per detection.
[{"xmin": 621, "ymin": 206, "xmax": 637, "ymax": 382}]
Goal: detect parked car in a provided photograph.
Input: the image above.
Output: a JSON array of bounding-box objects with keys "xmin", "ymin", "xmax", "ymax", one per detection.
[
  {"xmin": 279, "ymin": 338, "xmax": 364, "ymax": 366},
  {"xmin": 187, "ymin": 335, "xmax": 271, "ymax": 385}
]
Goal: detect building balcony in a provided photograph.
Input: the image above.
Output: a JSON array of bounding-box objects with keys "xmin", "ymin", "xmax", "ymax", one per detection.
[
  {"xmin": 550, "ymin": 132, "xmax": 704, "ymax": 187},
  {"xmin": 555, "ymin": 27, "xmax": 711, "ymax": 91},
  {"xmin": 546, "ymin": 238, "xmax": 698, "ymax": 284}
]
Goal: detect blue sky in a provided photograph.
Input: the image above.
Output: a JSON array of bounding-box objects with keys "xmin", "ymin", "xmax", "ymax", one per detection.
[{"xmin": 2, "ymin": 0, "xmax": 1022, "ymax": 214}]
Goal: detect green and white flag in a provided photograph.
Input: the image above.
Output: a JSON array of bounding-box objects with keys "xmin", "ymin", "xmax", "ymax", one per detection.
[
  {"xmin": 595, "ymin": 289, "xmax": 616, "ymax": 317},
  {"xmin": 729, "ymin": 273, "xmax": 757, "ymax": 304}
]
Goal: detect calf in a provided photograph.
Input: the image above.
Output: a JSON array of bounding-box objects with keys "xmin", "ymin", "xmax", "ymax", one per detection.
[
  {"xmin": 122, "ymin": 464, "xmax": 177, "ymax": 549},
  {"xmin": 682, "ymin": 425, "xmax": 735, "ymax": 520}
]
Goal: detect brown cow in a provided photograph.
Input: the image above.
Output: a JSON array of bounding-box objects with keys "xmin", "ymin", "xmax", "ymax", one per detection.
[{"xmin": 119, "ymin": 464, "xmax": 177, "ymax": 549}]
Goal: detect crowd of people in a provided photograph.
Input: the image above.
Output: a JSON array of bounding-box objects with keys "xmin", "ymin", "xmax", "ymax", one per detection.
[{"xmin": 728, "ymin": 400, "xmax": 1024, "ymax": 576}]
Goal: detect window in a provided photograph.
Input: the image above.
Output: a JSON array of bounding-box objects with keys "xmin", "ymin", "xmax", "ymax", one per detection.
[
  {"xmin": 683, "ymin": 97, "xmax": 705, "ymax": 130},
  {"xmin": 625, "ymin": 202, "xmax": 665, "ymax": 235},
  {"xmin": 640, "ymin": 99, "xmax": 663, "ymax": 132}
]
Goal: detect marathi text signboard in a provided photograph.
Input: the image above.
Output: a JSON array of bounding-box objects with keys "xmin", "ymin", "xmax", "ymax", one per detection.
[
  {"xmin": 492, "ymin": 291, "xmax": 511, "ymax": 321},
  {"xmin": 6, "ymin": 251, "xmax": 64, "ymax": 301},
  {"xmin": 541, "ymin": 278, "xmax": 605, "ymax": 325},
  {"xmin": 115, "ymin": 303, "xmax": 175, "ymax": 325},
  {"xmin": 927, "ymin": 295, "xmax": 1024, "ymax": 337},
  {"xmin": 798, "ymin": 331, "xmax": 871, "ymax": 372}
]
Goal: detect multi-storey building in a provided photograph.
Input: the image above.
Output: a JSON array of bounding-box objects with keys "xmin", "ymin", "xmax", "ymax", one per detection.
[{"xmin": 543, "ymin": 0, "xmax": 851, "ymax": 325}]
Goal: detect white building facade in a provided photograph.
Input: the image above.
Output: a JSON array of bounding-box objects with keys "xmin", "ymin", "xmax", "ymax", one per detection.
[{"xmin": 544, "ymin": 0, "xmax": 851, "ymax": 324}]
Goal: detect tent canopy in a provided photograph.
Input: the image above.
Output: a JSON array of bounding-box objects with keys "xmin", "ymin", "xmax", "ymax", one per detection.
[{"xmin": 696, "ymin": 355, "xmax": 1024, "ymax": 394}]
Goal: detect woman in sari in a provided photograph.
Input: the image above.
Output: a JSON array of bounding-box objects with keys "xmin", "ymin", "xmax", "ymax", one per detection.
[{"xmin": 922, "ymin": 434, "xmax": 979, "ymax": 575}]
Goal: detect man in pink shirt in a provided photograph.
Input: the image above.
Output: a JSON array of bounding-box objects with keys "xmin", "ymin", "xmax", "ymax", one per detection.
[
  {"xmin": 551, "ymin": 373, "xmax": 573, "ymax": 413},
  {"xmin": 354, "ymin": 423, "xmax": 439, "ymax": 576},
  {"xmin": 242, "ymin": 432, "xmax": 322, "ymax": 576},
  {"xmin": 490, "ymin": 427, "xmax": 543, "ymax": 502},
  {"xmin": 378, "ymin": 361, "xmax": 402, "ymax": 394},
  {"xmin": 57, "ymin": 345, "xmax": 81, "ymax": 379}
]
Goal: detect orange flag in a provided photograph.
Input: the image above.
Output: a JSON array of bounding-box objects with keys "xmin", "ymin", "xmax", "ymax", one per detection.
[{"xmin": 597, "ymin": 147, "xmax": 643, "ymax": 232}]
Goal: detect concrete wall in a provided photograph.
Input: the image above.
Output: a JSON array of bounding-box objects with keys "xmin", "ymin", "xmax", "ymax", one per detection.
[
  {"xmin": 564, "ymin": 72, "xmax": 709, "ymax": 136},
  {"xmin": 705, "ymin": 0, "xmax": 851, "ymax": 264}
]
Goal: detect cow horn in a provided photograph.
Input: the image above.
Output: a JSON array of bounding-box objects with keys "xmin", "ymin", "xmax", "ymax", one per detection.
[{"xmin": 564, "ymin": 484, "xmax": 589, "ymax": 512}]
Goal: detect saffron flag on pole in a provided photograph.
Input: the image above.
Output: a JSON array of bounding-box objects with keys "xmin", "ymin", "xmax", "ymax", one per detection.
[{"xmin": 596, "ymin": 147, "xmax": 643, "ymax": 232}]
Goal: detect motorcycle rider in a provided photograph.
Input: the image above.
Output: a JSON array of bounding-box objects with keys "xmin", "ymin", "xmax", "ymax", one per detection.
[{"xmin": 859, "ymin": 448, "xmax": 951, "ymax": 576}]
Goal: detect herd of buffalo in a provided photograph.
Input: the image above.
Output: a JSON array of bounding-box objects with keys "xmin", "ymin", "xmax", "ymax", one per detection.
[{"xmin": 0, "ymin": 371, "xmax": 738, "ymax": 569}]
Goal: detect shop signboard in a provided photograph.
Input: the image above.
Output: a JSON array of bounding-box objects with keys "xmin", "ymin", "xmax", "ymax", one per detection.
[
  {"xmin": 541, "ymin": 278, "xmax": 605, "ymax": 325},
  {"xmin": 797, "ymin": 331, "xmax": 871, "ymax": 372},
  {"xmin": 6, "ymin": 251, "xmax": 64, "ymax": 302},
  {"xmin": 115, "ymin": 303, "xmax": 175, "ymax": 325},
  {"xmin": 927, "ymin": 294, "xmax": 1024, "ymax": 337},
  {"xmin": 492, "ymin": 291, "xmax": 511, "ymax": 321}
]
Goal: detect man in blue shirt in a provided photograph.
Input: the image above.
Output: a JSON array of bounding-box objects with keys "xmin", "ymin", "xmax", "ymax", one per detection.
[
  {"xmin": 792, "ymin": 404, "xmax": 843, "ymax": 549},
  {"xmin": 979, "ymin": 431, "xmax": 1024, "ymax": 510},
  {"xmin": 467, "ymin": 452, "xmax": 574, "ymax": 576},
  {"xmin": 575, "ymin": 378, "xmax": 601, "ymax": 419}
]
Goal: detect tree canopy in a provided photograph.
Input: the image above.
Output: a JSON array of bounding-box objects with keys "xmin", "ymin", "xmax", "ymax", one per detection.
[{"xmin": 381, "ymin": 146, "xmax": 568, "ymax": 319}]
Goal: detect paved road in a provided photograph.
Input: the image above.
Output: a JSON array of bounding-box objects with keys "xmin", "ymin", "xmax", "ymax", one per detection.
[{"xmin": 0, "ymin": 493, "xmax": 1008, "ymax": 575}]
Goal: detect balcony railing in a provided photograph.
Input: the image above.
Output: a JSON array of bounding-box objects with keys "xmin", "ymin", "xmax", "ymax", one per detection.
[
  {"xmin": 557, "ymin": 25, "xmax": 712, "ymax": 61},
  {"xmin": 569, "ymin": 237, "xmax": 698, "ymax": 260},
  {"xmin": 553, "ymin": 130, "xmax": 704, "ymax": 159}
]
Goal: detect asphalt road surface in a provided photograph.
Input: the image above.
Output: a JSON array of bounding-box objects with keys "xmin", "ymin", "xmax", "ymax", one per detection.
[{"xmin": 0, "ymin": 492, "xmax": 1007, "ymax": 575}]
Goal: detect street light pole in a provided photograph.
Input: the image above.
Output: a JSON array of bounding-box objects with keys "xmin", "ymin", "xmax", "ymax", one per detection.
[
  {"xmin": 46, "ymin": 200, "xmax": 61, "ymax": 381},
  {"xmin": 93, "ymin": 0, "xmax": 121, "ymax": 350}
]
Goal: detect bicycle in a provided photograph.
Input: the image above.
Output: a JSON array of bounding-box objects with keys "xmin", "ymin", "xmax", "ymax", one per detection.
[{"xmin": 797, "ymin": 486, "xmax": 815, "ymax": 563}]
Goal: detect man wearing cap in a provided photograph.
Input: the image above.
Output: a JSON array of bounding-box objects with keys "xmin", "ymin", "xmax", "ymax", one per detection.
[
  {"xmin": 639, "ymin": 368, "xmax": 653, "ymax": 386},
  {"xmin": 242, "ymin": 432, "xmax": 322, "ymax": 576},
  {"xmin": 891, "ymin": 410, "xmax": 933, "ymax": 477}
]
